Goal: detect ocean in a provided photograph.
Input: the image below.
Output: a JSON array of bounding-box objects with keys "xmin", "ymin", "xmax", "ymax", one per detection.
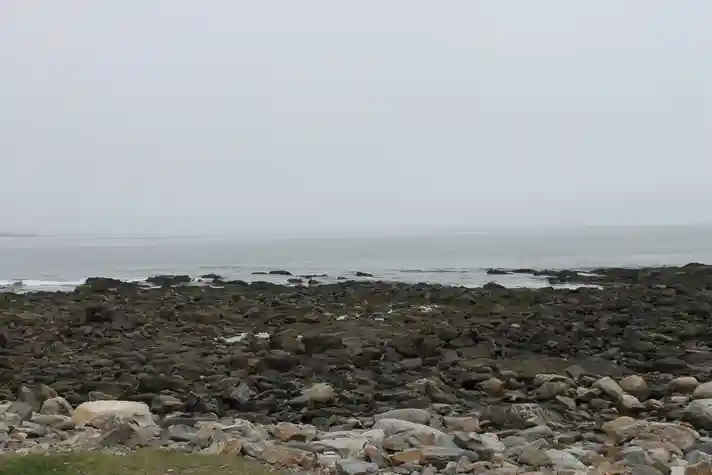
[{"xmin": 2, "ymin": 226, "xmax": 712, "ymax": 292}]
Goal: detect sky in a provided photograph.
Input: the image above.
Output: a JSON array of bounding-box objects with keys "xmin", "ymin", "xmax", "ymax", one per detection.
[{"xmin": 1, "ymin": 1, "xmax": 710, "ymax": 236}]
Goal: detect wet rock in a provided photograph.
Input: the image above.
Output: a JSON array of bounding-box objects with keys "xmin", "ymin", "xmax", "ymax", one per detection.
[{"xmin": 268, "ymin": 270, "xmax": 292, "ymax": 276}]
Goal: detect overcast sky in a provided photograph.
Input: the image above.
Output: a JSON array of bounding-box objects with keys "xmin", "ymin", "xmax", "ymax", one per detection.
[{"xmin": 1, "ymin": 1, "xmax": 710, "ymax": 236}]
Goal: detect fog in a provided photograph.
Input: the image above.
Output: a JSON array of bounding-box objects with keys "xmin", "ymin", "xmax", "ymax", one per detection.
[{"xmin": 1, "ymin": 1, "xmax": 710, "ymax": 236}]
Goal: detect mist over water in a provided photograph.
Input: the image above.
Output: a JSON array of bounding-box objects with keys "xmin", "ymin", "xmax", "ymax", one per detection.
[{"xmin": 2, "ymin": 226, "xmax": 712, "ymax": 291}]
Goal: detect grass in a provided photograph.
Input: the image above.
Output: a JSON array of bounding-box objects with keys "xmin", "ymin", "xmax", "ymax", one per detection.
[{"xmin": 0, "ymin": 449, "xmax": 277, "ymax": 475}]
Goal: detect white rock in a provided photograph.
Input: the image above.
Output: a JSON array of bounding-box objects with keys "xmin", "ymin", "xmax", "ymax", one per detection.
[
  {"xmin": 693, "ymin": 382, "xmax": 712, "ymax": 399},
  {"xmin": 72, "ymin": 400, "xmax": 155, "ymax": 428}
]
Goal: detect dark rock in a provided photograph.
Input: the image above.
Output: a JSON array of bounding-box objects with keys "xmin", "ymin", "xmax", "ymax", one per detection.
[
  {"xmin": 268, "ymin": 270, "xmax": 293, "ymax": 276},
  {"xmin": 146, "ymin": 275, "xmax": 192, "ymax": 286}
]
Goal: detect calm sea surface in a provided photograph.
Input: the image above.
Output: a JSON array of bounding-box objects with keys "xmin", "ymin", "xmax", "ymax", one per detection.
[{"xmin": 2, "ymin": 226, "xmax": 712, "ymax": 291}]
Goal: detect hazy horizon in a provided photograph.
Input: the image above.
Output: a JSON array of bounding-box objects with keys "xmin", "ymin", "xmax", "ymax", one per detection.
[{"xmin": 2, "ymin": 1, "xmax": 710, "ymax": 235}]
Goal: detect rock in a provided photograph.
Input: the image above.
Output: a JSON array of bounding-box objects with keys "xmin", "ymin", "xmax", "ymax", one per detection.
[
  {"xmin": 519, "ymin": 442, "xmax": 552, "ymax": 467},
  {"xmin": 299, "ymin": 383, "xmax": 336, "ymax": 404},
  {"xmin": 602, "ymin": 417, "xmax": 649, "ymax": 443},
  {"xmin": 482, "ymin": 404, "xmax": 564, "ymax": 429},
  {"xmin": 693, "ymin": 383, "xmax": 712, "ymax": 399},
  {"xmin": 685, "ymin": 400, "xmax": 712, "ymax": 429},
  {"xmin": 481, "ymin": 378, "xmax": 506, "ymax": 396},
  {"xmin": 643, "ymin": 422, "xmax": 698, "ymax": 452},
  {"xmin": 419, "ymin": 446, "xmax": 477, "ymax": 468},
  {"xmin": 374, "ymin": 408, "xmax": 431, "ymax": 425},
  {"xmin": 373, "ymin": 419, "xmax": 451, "ymax": 446},
  {"xmin": 545, "ymin": 449, "xmax": 585, "ymax": 470},
  {"xmin": 314, "ymin": 437, "xmax": 369, "ymax": 457},
  {"xmin": 150, "ymin": 395, "xmax": 184, "ymax": 415},
  {"xmin": 40, "ymin": 397, "xmax": 73, "ymax": 416},
  {"xmin": 620, "ymin": 375, "xmax": 648, "ymax": 395},
  {"xmin": 270, "ymin": 422, "xmax": 317, "ymax": 442},
  {"xmin": 260, "ymin": 444, "xmax": 317, "ymax": 468},
  {"xmin": 631, "ymin": 467, "xmax": 665, "ymax": 475},
  {"xmin": 534, "ymin": 381, "xmax": 569, "ymax": 400},
  {"xmin": 100, "ymin": 421, "xmax": 160, "ymax": 447},
  {"xmin": 670, "ymin": 376, "xmax": 700, "ymax": 394},
  {"xmin": 519, "ymin": 425, "xmax": 554, "ymax": 442},
  {"xmin": 336, "ymin": 458, "xmax": 380, "ymax": 475},
  {"xmin": 443, "ymin": 416, "xmax": 480, "ymax": 433},
  {"xmin": 355, "ymin": 272, "xmax": 374, "ymax": 278},
  {"xmin": 594, "ymin": 377, "xmax": 626, "ymax": 401},
  {"xmin": 620, "ymin": 394, "xmax": 645, "ymax": 411},
  {"xmin": 32, "ymin": 414, "xmax": 75, "ymax": 430},
  {"xmin": 72, "ymin": 400, "xmax": 155, "ymax": 428},
  {"xmin": 390, "ymin": 448, "xmax": 425, "ymax": 465},
  {"xmin": 268, "ymin": 270, "xmax": 292, "ymax": 276},
  {"xmin": 5, "ymin": 402, "xmax": 34, "ymax": 422},
  {"xmin": 17, "ymin": 384, "xmax": 57, "ymax": 412}
]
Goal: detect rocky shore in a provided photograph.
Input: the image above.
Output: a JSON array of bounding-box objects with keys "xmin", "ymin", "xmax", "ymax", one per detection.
[{"xmin": 3, "ymin": 264, "xmax": 712, "ymax": 474}]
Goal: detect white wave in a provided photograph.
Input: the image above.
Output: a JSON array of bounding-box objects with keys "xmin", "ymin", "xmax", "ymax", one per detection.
[{"xmin": 0, "ymin": 279, "xmax": 85, "ymax": 288}]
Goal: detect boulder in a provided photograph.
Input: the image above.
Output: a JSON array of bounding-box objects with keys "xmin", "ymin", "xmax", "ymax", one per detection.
[
  {"xmin": 684, "ymin": 399, "xmax": 712, "ymax": 429},
  {"xmin": 693, "ymin": 382, "xmax": 712, "ymax": 399},
  {"xmin": 602, "ymin": 417, "xmax": 648, "ymax": 444},
  {"xmin": 670, "ymin": 376, "xmax": 700, "ymax": 394},
  {"xmin": 40, "ymin": 397, "xmax": 73, "ymax": 416},
  {"xmin": 594, "ymin": 377, "xmax": 626, "ymax": 401},
  {"xmin": 619, "ymin": 375, "xmax": 648, "ymax": 395},
  {"xmin": 72, "ymin": 400, "xmax": 155, "ymax": 428}
]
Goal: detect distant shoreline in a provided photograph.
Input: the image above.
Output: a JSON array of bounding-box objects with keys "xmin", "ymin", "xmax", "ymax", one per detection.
[{"xmin": 0, "ymin": 233, "xmax": 39, "ymax": 238}]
